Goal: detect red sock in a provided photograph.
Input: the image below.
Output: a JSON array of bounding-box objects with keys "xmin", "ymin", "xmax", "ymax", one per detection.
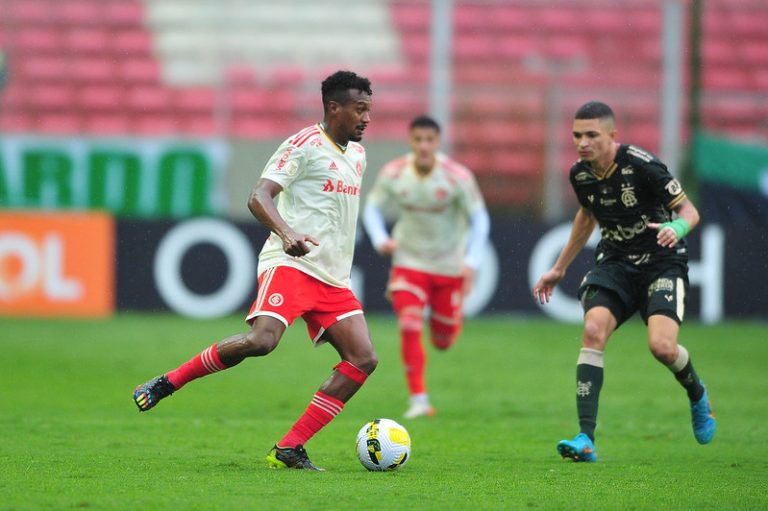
[
  {"xmin": 279, "ymin": 392, "xmax": 344, "ymax": 448},
  {"xmin": 401, "ymin": 329, "xmax": 426, "ymax": 395},
  {"xmin": 166, "ymin": 343, "xmax": 228, "ymax": 390}
]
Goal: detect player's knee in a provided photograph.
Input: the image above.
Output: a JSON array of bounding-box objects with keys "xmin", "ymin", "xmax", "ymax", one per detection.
[
  {"xmin": 648, "ymin": 336, "xmax": 677, "ymax": 365},
  {"xmin": 239, "ymin": 328, "xmax": 280, "ymax": 357},
  {"xmin": 352, "ymin": 349, "xmax": 378, "ymax": 375},
  {"xmin": 431, "ymin": 330, "xmax": 459, "ymax": 350},
  {"xmin": 582, "ymin": 319, "xmax": 609, "ymax": 349}
]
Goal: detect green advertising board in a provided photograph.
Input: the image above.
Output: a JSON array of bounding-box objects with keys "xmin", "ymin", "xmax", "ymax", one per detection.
[
  {"xmin": 0, "ymin": 136, "xmax": 229, "ymax": 217},
  {"xmin": 693, "ymin": 131, "xmax": 768, "ymax": 195}
]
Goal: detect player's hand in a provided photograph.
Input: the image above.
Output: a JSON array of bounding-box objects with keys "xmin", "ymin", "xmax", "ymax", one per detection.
[
  {"xmin": 281, "ymin": 231, "xmax": 320, "ymax": 257},
  {"xmin": 461, "ymin": 266, "xmax": 475, "ymax": 297},
  {"xmin": 377, "ymin": 238, "xmax": 398, "ymax": 256},
  {"xmin": 647, "ymin": 222, "xmax": 679, "ymax": 248},
  {"xmin": 533, "ymin": 268, "xmax": 565, "ymax": 304}
]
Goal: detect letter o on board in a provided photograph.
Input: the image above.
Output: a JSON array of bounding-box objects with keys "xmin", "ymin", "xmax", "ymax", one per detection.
[{"xmin": 154, "ymin": 219, "xmax": 255, "ymax": 318}]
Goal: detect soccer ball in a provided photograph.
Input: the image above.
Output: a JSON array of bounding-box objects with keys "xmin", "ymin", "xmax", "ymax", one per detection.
[{"xmin": 355, "ymin": 418, "xmax": 411, "ymax": 471}]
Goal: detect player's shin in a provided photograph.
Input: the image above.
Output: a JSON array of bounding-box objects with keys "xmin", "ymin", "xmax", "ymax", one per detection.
[
  {"xmin": 666, "ymin": 344, "xmax": 705, "ymax": 401},
  {"xmin": 576, "ymin": 348, "xmax": 604, "ymax": 441},
  {"xmin": 277, "ymin": 361, "xmax": 368, "ymax": 448},
  {"xmin": 165, "ymin": 343, "xmax": 230, "ymax": 390}
]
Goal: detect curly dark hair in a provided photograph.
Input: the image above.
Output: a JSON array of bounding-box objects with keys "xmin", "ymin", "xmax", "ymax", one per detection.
[
  {"xmin": 321, "ymin": 70, "xmax": 373, "ymax": 112},
  {"xmin": 574, "ymin": 101, "xmax": 614, "ymax": 121}
]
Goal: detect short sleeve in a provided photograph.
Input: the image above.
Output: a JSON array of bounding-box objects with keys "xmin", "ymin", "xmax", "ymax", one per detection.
[
  {"xmin": 641, "ymin": 160, "xmax": 687, "ymax": 210},
  {"xmin": 367, "ymin": 168, "xmax": 394, "ymax": 208},
  {"xmin": 457, "ymin": 172, "xmax": 486, "ymax": 216},
  {"xmin": 260, "ymin": 141, "xmax": 307, "ymax": 189}
]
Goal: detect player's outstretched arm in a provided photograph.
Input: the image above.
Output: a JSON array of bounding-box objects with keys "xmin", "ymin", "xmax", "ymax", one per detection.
[
  {"xmin": 648, "ymin": 198, "xmax": 700, "ymax": 248},
  {"xmin": 248, "ymin": 178, "xmax": 319, "ymax": 257},
  {"xmin": 533, "ymin": 207, "xmax": 597, "ymax": 304},
  {"xmin": 362, "ymin": 201, "xmax": 397, "ymax": 255}
]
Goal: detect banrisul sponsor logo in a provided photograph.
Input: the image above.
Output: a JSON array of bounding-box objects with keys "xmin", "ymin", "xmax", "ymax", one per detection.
[{"xmin": 321, "ymin": 178, "xmax": 360, "ymax": 196}]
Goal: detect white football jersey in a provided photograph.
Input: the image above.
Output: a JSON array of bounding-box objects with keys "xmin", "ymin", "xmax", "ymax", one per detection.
[
  {"xmin": 367, "ymin": 153, "xmax": 486, "ymax": 276},
  {"xmin": 257, "ymin": 124, "xmax": 366, "ymax": 288}
]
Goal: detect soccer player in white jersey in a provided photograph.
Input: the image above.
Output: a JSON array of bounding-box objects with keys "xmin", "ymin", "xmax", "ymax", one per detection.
[
  {"xmin": 133, "ymin": 71, "xmax": 376, "ymax": 471},
  {"xmin": 363, "ymin": 115, "xmax": 490, "ymax": 419}
]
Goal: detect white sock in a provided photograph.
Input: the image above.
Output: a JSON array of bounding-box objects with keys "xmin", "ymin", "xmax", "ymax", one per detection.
[
  {"xmin": 667, "ymin": 344, "xmax": 689, "ymax": 373},
  {"xmin": 410, "ymin": 393, "xmax": 429, "ymax": 405}
]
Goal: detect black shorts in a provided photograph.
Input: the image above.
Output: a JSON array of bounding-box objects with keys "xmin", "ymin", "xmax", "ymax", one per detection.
[{"xmin": 578, "ymin": 257, "xmax": 689, "ymax": 327}]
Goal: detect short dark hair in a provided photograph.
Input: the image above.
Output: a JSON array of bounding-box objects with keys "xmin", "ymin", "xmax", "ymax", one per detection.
[
  {"xmin": 321, "ymin": 70, "xmax": 372, "ymax": 112},
  {"xmin": 574, "ymin": 101, "xmax": 614, "ymax": 121},
  {"xmin": 409, "ymin": 115, "xmax": 441, "ymax": 133}
]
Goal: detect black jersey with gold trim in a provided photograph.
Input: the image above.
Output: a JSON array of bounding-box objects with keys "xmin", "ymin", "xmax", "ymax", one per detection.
[{"xmin": 568, "ymin": 144, "xmax": 688, "ymax": 263}]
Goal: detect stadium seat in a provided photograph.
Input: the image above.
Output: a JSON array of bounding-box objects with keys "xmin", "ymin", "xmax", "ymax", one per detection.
[
  {"xmin": 78, "ymin": 85, "xmax": 125, "ymax": 112},
  {"xmin": 103, "ymin": 2, "xmax": 145, "ymax": 27},
  {"xmin": 82, "ymin": 114, "xmax": 131, "ymax": 135},
  {"xmin": 72, "ymin": 57, "xmax": 117, "ymax": 84}
]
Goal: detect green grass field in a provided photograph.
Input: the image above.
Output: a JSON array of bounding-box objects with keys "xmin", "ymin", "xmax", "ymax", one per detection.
[{"xmin": 1, "ymin": 314, "xmax": 767, "ymax": 510}]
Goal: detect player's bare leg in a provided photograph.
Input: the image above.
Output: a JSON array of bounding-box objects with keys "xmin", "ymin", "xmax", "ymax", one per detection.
[
  {"xmin": 132, "ymin": 316, "xmax": 285, "ymax": 412},
  {"xmin": 557, "ymin": 306, "xmax": 615, "ymax": 462},
  {"xmin": 648, "ymin": 315, "xmax": 715, "ymax": 444},
  {"xmin": 267, "ymin": 314, "xmax": 377, "ymax": 470}
]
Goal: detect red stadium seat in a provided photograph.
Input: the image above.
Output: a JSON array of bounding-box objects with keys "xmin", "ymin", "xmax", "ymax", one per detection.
[
  {"xmin": 118, "ymin": 58, "xmax": 161, "ymax": 84},
  {"xmin": 18, "ymin": 56, "xmax": 70, "ymax": 83},
  {"xmin": 64, "ymin": 28, "xmax": 110, "ymax": 55},
  {"xmin": 174, "ymin": 88, "xmax": 216, "ymax": 114},
  {"xmin": 126, "ymin": 86, "xmax": 173, "ymax": 113},
  {"xmin": 27, "ymin": 85, "xmax": 75, "ymax": 110},
  {"xmin": 9, "ymin": 0, "xmax": 53, "ymax": 25},
  {"xmin": 78, "ymin": 85, "xmax": 125, "ymax": 112},
  {"xmin": 72, "ymin": 57, "xmax": 117, "ymax": 84},
  {"xmin": 57, "ymin": 1, "xmax": 102, "ymax": 25},
  {"xmin": 103, "ymin": 2, "xmax": 145, "ymax": 27},
  {"xmin": 82, "ymin": 114, "xmax": 131, "ymax": 135},
  {"xmin": 14, "ymin": 28, "xmax": 63, "ymax": 54},
  {"xmin": 112, "ymin": 29, "xmax": 154, "ymax": 56},
  {"xmin": 36, "ymin": 113, "xmax": 82, "ymax": 134}
]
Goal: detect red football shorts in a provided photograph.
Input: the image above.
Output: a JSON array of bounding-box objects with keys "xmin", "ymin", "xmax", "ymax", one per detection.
[
  {"xmin": 387, "ymin": 266, "xmax": 464, "ymax": 348},
  {"xmin": 246, "ymin": 266, "xmax": 363, "ymax": 344}
]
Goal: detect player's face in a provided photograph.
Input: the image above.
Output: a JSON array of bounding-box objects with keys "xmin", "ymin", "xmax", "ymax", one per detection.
[
  {"xmin": 335, "ymin": 90, "xmax": 372, "ymax": 143},
  {"xmin": 572, "ymin": 117, "xmax": 616, "ymax": 164},
  {"xmin": 409, "ymin": 126, "xmax": 440, "ymax": 169}
]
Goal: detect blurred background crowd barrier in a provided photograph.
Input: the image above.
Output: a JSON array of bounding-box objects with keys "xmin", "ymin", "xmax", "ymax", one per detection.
[{"xmin": 1, "ymin": 0, "xmax": 766, "ymax": 321}]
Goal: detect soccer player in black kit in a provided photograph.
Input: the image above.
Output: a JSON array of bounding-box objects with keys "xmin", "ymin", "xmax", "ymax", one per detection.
[{"xmin": 533, "ymin": 101, "xmax": 716, "ymax": 462}]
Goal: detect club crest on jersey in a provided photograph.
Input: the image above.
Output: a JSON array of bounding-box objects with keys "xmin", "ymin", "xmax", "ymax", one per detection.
[
  {"xmin": 356, "ymin": 161, "xmax": 363, "ymax": 176},
  {"xmin": 268, "ymin": 293, "xmax": 284, "ymax": 306},
  {"xmin": 310, "ymin": 138, "xmax": 323, "ymax": 147},
  {"xmin": 621, "ymin": 184, "xmax": 638, "ymax": 207},
  {"xmin": 435, "ymin": 188, "xmax": 448, "ymax": 200}
]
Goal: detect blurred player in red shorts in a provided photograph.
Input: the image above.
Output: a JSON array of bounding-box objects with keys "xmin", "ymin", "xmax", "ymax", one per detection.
[
  {"xmin": 133, "ymin": 71, "xmax": 376, "ymax": 471},
  {"xmin": 363, "ymin": 115, "xmax": 490, "ymax": 419}
]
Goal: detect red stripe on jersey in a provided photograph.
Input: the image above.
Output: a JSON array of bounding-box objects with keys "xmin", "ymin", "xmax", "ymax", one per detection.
[
  {"xmin": 289, "ymin": 125, "xmax": 319, "ymax": 146},
  {"xmin": 381, "ymin": 156, "xmax": 409, "ymax": 178},
  {"xmin": 441, "ymin": 157, "xmax": 473, "ymax": 181},
  {"xmin": 293, "ymin": 129, "xmax": 320, "ymax": 147}
]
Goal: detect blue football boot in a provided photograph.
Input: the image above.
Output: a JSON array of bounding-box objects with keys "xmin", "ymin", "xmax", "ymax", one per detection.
[
  {"xmin": 557, "ymin": 433, "xmax": 597, "ymax": 462},
  {"xmin": 691, "ymin": 385, "xmax": 716, "ymax": 444}
]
